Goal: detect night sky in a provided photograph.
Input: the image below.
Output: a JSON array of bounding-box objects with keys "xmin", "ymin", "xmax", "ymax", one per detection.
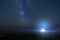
[
  {"xmin": 0, "ymin": 0, "xmax": 60, "ymax": 25},
  {"xmin": 31, "ymin": 0, "xmax": 60, "ymax": 24},
  {"xmin": 0, "ymin": 0, "xmax": 20, "ymax": 25}
]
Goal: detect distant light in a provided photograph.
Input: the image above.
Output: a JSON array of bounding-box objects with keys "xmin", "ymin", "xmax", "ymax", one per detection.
[
  {"xmin": 35, "ymin": 18, "xmax": 58, "ymax": 37},
  {"xmin": 40, "ymin": 28, "xmax": 46, "ymax": 33}
]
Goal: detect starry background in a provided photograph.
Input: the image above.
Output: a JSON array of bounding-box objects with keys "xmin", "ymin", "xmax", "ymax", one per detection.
[{"xmin": 0, "ymin": 0, "xmax": 60, "ymax": 27}]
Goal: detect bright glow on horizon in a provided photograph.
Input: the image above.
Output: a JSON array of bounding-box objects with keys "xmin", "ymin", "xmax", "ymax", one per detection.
[
  {"xmin": 35, "ymin": 18, "xmax": 58, "ymax": 37},
  {"xmin": 40, "ymin": 28, "xmax": 46, "ymax": 32}
]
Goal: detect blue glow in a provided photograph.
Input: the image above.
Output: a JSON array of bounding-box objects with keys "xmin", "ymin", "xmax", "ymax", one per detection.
[
  {"xmin": 36, "ymin": 19, "xmax": 52, "ymax": 31},
  {"xmin": 40, "ymin": 28, "xmax": 46, "ymax": 32},
  {"xmin": 35, "ymin": 18, "xmax": 59, "ymax": 37}
]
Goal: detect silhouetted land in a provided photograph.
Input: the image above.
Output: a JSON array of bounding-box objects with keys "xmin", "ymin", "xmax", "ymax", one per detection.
[{"xmin": 0, "ymin": 25, "xmax": 60, "ymax": 40}]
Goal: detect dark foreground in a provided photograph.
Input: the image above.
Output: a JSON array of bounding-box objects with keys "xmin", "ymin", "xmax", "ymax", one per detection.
[
  {"xmin": 0, "ymin": 32, "xmax": 59, "ymax": 40},
  {"xmin": 0, "ymin": 25, "xmax": 60, "ymax": 40}
]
